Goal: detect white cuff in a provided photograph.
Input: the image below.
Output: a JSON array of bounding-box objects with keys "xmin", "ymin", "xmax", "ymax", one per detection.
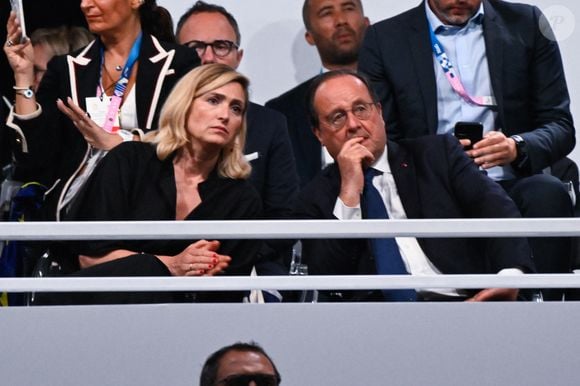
[
  {"xmin": 497, "ymin": 268, "xmax": 525, "ymax": 275},
  {"xmin": 333, "ymin": 198, "xmax": 362, "ymax": 220},
  {"xmin": 117, "ymin": 129, "xmax": 134, "ymax": 142},
  {"xmin": 11, "ymin": 103, "xmax": 42, "ymax": 120}
]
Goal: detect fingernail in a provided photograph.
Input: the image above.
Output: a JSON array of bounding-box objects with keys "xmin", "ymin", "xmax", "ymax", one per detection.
[
  {"xmin": 212, "ymin": 258, "xmax": 218, "ymax": 264},
  {"xmin": 208, "ymin": 264, "xmax": 214, "ymax": 269}
]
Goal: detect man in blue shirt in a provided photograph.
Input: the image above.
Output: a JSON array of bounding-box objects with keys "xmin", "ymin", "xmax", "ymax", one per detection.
[{"xmin": 358, "ymin": 0, "xmax": 575, "ymax": 300}]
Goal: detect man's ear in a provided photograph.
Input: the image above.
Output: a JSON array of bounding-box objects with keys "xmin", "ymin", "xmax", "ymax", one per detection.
[
  {"xmin": 305, "ymin": 30, "xmax": 316, "ymax": 46},
  {"xmin": 364, "ymin": 16, "xmax": 370, "ymax": 27},
  {"xmin": 235, "ymin": 48, "xmax": 244, "ymax": 67},
  {"xmin": 313, "ymin": 126, "xmax": 324, "ymax": 145}
]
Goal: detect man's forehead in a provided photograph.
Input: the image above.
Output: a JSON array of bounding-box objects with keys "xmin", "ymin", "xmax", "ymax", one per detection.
[
  {"xmin": 315, "ymin": 75, "xmax": 371, "ymax": 108},
  {"xmin": 181, "ymin": 12, "xmax": 237, "ymax": 40},
  {"xmin": 216, "ymin": 350, "xmax": 275, "ymax": 377},
  {"xmin": 310, "ymin": 0, "xmax": 361, "ymax": 11}
]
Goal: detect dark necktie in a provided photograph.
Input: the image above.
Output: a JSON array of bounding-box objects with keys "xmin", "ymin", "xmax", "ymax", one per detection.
[{"xmin": 363, "ymin": 168, "xmax": 416, "ymax": 302}]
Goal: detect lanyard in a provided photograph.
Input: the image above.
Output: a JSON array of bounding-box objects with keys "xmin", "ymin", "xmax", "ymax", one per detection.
[
  {"xmin": 428, "ymin": 26, "xmax": 496, "ymax": 107},
  {"xmin": 98, "ymin": 32, "xmax": 143, "ymax": 132}
]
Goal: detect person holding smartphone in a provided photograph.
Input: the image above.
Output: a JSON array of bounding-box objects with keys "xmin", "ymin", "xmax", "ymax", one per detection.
[
  {"xmin": 358, "ymin": 0, "xmax": 575, "ymax": 300},
  {"xmin": 3, "ymin": 0, "xmax": 200, "ymax": 221}
]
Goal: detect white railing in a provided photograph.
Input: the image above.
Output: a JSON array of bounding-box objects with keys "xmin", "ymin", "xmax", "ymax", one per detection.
[
  {"xmin": 1, "ymin": 218, "xmax": 579, "ymax": 240},
  {"xmin": 1, "ymin": 218, "xmax": 579, "ymax": 292}
]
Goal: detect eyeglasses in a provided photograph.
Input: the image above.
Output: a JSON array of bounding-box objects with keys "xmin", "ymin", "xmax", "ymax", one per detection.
[
  {"xmin": 184, "ymin": 40, "xmax": 239, "ymax": 58},
  {"xmin": 323, "ymin": 101, "xmax": 378, "ymax": 131},
  {"xmin": 215, "ymin": 373, "xmax": 280, "ymax": 386}
]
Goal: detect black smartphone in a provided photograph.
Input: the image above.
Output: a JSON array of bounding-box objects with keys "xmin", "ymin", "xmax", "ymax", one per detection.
[{"xmin": 454, "ymin": 121, "xmax": 483, "ymax": 150}]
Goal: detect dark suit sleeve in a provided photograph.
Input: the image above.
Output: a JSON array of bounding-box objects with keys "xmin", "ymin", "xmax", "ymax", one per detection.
[
  {"xmin": 293, "ymin": 170, "xmax": 369, "ymax": 275},
  {"xmin": 442, "ymin": 135, "xmax": 534, "ymax": 272},
  {"xmin": 68, "ymin": 143, "xmax": 141, "ymax": 256},
  {"xmin": 7, "ymin": 55, "xmax": 71, "ymax": 178},
  {"xmin": 214, "ymin": 186, "xmax": 263, "ymax": 276},
  {"xmin": 358, "ymin": 24, "xmax": 402, "ymax": 141},
  {"xmin": 259, "ymin": 110, "xmax": 299, "ymax": 220},
  {"xmin": 516, "ymin": 6, "xmax": 575, "ymax": 173}
]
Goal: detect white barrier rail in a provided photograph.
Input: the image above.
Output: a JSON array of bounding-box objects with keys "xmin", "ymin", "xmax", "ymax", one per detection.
[
  {"xmin": 2, "ymin": 274, "xmax": 580, "ymax": 292},
  {"xmin": 1, "ymin": 218, "xmax": 580, "ymax": 240},
  {"xmin": 1, "ymin": 219, "xmax": 579, "ymax": 292}
]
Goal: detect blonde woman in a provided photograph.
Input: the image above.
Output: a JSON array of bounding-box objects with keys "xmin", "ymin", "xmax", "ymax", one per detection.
[{"xmin": 61, "ymin": 64, "xmax": 262, "ymax": 304}]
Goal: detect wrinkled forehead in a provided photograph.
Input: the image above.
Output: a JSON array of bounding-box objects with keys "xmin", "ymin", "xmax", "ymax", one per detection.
[{"xmin": 314, "ymin": 75, "xmax": 373, "ymax": 113}]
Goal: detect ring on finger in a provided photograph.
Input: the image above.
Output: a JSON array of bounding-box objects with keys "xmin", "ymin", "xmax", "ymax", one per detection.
[{"xmin": 6, "ymin": 40, "xmax": 14, "ymax": 47}]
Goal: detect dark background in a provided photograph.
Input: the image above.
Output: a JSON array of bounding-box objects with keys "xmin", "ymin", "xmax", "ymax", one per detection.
[{"xmin": 1, "ymin": 0, "xmax": 87, "ymax": 99}]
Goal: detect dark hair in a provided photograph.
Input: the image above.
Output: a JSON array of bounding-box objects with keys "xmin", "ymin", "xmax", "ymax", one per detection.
[
  {"xmin": 176, "ymin": 1, "xmax": 241, "ymax": 45},
  {"xmin": 199, "ymin": 342, "xmax": 281, "ymax": 386},
  {"xmin": 139, "ymin": 0, "xmax": 176, "ymax": 43},
  {"xmin": 307, "ymin": 69, "xmax": 378, "ymax": 128},
  {"xmin": 302, "ymin": 0, "xmax": 364, "ymax": 31}
]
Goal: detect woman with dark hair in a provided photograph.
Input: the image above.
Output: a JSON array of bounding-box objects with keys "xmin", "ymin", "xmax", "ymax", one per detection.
[{"xmin": 4, "ymin": 0, "xmax": 200, "ymax": 221}]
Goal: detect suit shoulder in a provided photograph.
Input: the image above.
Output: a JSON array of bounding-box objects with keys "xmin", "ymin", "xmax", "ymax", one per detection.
[
  {"xmin": 266, "ymin": 77, "xmax": 315, "ymax": 110},
  {"xmin": 248, "ymin": 102, "xmax": 286, "ymax": 123},
  {"xmin": 107, "ymin": 141, "xmax": 158, "ymax": 162},
  {"xmin": 247, "ymin": 102, "xmax": 288, "ymax": 135},
  {"xmin": 485, "ymin": 0, "xmax": 540, "ymax": 24},
  {"xmin": 371, "ymin": 4, "xmax": 423, "ymax": 32}
]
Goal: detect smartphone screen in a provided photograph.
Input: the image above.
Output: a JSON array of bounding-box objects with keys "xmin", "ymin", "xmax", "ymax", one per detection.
[
  {"xmin": 454, "ymin": 122, "xmax": 483, "ymax": 150},
  {"xmin": 9, "ymin": 0, "xmax": 27, "ymax": 43}
]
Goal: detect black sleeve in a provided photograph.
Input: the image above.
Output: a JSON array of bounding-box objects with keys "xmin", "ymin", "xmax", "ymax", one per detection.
[
  {"xmin": 293, "ymin": 172, "xmax": 369, "ymax": 275},
  {"xmin": 214, "ymin": 184, "xmax": 264, "ymax": 276},
  {"xmin": 442, "ymin": 135, "xmax": 535, "ymax": 272},
  {"xmin": 67, "ymin": 143, "xmax": 141, "ymax": 255}
]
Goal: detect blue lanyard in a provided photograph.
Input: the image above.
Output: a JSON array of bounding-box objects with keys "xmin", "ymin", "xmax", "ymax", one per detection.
[
  {"xmin": 98, "ymin": 31, "xmax": 143, "ymax": 97},
  {"xmin": 428, "ymin": 25, "xmax": 496, "ymax": 107},
  {"xmin": 98, "ymin": 32, "xmax": 143, "ymax": 132}
]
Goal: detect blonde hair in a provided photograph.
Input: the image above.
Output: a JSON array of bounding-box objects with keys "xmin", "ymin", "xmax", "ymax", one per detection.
[
  {"xmin": 145, "ymin": 63, "xmax": 251, "ymax": 179},
  {"xmin": 31, "ymin": 26, "xmax": 94, "ymax": 56}
]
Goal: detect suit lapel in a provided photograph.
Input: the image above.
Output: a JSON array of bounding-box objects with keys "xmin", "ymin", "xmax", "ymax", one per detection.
[
  {"xmin": 387, "ymin": 141, "xmax": 421, "ymax": 219},
  {"xmin": 66, "ymin": 40, "xmax": 99, "ymax": 109},
  {"xmin": 482, "ymin": 0, "xmax": 506, "ymax": 125},
  {"xmin": 407, "ymin": 5, "xmax": 439, "ymax": 134},
  {"xmin": 136, "ymin": 35, "xmax": 176, "ymax": 130}
]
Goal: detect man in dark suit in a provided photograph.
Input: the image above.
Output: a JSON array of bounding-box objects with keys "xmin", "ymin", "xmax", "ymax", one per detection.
[
  {"xmin": 266, "ymin": 0, "xmax": 369, "ymax": 187},
  {"xmin": 176, "ymin": 2, "xmax": 299, "ymax": 278},
  {"xmin": 295, "ymin": 70, "xmax": 534, "ymax": 301},
  {"xmin": 358, "ymin": 0, "xmax": 575, "ymax": 299}
]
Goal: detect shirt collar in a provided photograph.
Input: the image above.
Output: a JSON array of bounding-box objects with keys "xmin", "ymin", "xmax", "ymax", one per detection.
[
  {"xmin": 370, "ymin": 145, "xmax": 391, "ymax": 175},
  {"xmin": 425, "ymin": 0, "xmax": 484, "ymax": 34}
]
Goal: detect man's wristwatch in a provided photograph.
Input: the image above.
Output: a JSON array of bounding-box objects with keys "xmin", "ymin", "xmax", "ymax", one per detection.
[
  {"xmin": 13, "ymin": 86, "xmax": 34, "ymax": 99},
  {"xmin": 511, "ymin": 134, "xmax": 529, "ymax": 171}
]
